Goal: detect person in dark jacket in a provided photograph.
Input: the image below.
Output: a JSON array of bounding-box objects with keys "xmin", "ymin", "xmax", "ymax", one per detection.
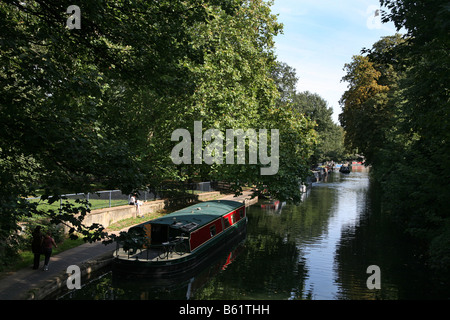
[{"xmin": 31, "ymin": 226, "xmax": 43, "ymax": 270}]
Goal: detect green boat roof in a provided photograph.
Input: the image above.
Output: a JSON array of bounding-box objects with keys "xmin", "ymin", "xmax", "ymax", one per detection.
[{"xmin": 144, "ymin": 200, "xmax": 244, "ymax": 232}]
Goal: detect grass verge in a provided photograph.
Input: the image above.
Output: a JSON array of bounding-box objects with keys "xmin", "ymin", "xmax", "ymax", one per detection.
[{"xmin": 105, "ymin": 209, "xmax": 170, "ymax": 231}]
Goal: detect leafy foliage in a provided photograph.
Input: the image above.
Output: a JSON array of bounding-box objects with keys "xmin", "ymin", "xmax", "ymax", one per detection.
[
  {"xmin": 0, "ymin": 0, "xmax": 317, "ymax": 263},
  {"xmin": 339, "ymin": 0, "xmax": 450, "ymax": 271},
  {"xmin": 293, "ymin": 91, "xmax": 347, "ymax": 163}
]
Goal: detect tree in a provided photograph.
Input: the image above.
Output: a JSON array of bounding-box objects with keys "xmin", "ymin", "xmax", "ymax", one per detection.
[
  {"xmin": 0, "ymin": 0, "xmax": 252, "ymax": 260},
  {"xmin": 293, "ymin": 91, "xmax": 345, "ymax": 163},
  {"xmin": 379, "ymin": 0, "xmax": 450, "ymax": 271},
  {"xmin": 339, "ymin": 35, "xmax": 407, "ymax": 166},
  {"xmin": 0, "ymin": 0, "xmax": 317, "ymax": 265},
  {"xmin": 338, "ymin": 55, "xmax": 389, "ymax": 162},
  {"xmin": 339, "ymin": 0, "xmax": 450, "ymax": 271},
  {"xmin": 270, "ymin": 61, "xmax": 299, "ymax": 105},
  {"xmin": 163, "ymin": 1, "xmax": 316, "ymax": 202}
]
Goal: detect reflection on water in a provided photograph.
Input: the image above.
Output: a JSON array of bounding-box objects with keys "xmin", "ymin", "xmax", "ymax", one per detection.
[{"xmin": 58, "ymin": 171, "xmax": 450, "ymax": 300}]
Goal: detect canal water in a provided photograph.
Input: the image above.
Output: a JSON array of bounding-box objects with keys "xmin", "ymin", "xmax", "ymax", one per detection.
[{"xmin": 58, "ymin": 170, "xmax": 449, "ymax": 300}]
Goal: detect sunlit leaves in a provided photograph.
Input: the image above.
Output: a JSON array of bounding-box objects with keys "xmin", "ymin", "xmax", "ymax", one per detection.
[{"xmin": 341, "ymin": 0, "xmax": 450, "ymax": 271}]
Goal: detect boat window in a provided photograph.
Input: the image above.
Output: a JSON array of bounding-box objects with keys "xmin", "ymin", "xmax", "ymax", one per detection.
[
  {"xmin": 151, "ymin": 224, "xmax": 168, "ymax": 244},
  {"xmin": 239, "ymin": 208, "xmax": 244, "ymax": 218},
  {"xmin": 223, "ymin": 217, "xmax": 230, "ymax": 229},
  {"xmin": 210, "ymin": 225, "xmax": 216, "ymax": 237},
  {"xmin": 230, "ymin": 214, "xmax": 235, "ymax": 224}
]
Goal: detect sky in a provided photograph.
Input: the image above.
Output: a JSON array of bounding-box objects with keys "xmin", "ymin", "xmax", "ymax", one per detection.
[{"xmin": 270, "ymin": 0, "xmax": 401, "ymax": 123}]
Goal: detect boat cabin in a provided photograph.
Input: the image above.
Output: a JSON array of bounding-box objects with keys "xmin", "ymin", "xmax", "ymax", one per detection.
[{"xmin": 135, "ymin": 200, "xmax": 246, "ymax": 253}]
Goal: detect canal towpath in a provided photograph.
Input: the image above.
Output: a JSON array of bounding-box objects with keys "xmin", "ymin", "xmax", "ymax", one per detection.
[{"xmin": 0, "ymin": 191, "xmax": 257, "ymax": 300}]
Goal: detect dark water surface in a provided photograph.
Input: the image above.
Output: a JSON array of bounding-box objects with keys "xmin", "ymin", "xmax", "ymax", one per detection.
[{"xmin": 58, "ymin": 171, "xmax": 449, "ymax": 300}]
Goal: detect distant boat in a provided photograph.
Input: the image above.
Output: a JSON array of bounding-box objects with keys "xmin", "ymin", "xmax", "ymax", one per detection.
[
  {"xmin": 113, "ymin": 200, "xmax": 247, "ymax": 277},
  {"xmin": 260, "ymin": 199, "xmax": 286, "ymax": 214},
  {"xmin": 261, "ymin": 199, "xmax": 280, "ymax": 210},
  {"xmin": 339, "ymin": 165, "xmax": 351, "ymax": 174}
]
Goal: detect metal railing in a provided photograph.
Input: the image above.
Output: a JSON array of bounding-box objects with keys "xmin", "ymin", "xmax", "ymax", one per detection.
[
  {"xmin": 27, "ymin": 182, "xmax": 216, "ymax": 211},
  {"xmin": 115, "ymin": 235, "xmax": 190, "ymax": 261},
  {"xmin": 27, "ymin": 190, "xmax": 156, "ymax": 210}
]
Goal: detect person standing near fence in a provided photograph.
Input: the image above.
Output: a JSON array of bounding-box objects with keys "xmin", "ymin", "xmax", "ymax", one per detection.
[
  {"xmin": 129, "ymin": 194, "xmax": 136, "ymax": 205},
  {"xmin": 42, "ymin": 231, "xmax": 57, "ymax": 271},
  {"xmin": 130, "ymin": 193, "xmax": 144, "ymax": 217}
]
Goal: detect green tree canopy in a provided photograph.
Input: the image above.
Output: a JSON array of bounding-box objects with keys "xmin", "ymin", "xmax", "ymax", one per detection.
[
  {"xmin": 293, "ymin": 91, "xmax": 346, "ymax": 163},
  {"xmin": 270, "ymin": 61, "xmax": 298, "ymax": 105},
  {"xmin": 339, "ymin": 35, "xmax": 405, "ymax": 166},
  {"xmin": 339, "ymin": 0, "xmax": 450, "ymax": 271},
  {"xmin": 0, "ymin": 0, "xmax": 317, "ymax": 264}
]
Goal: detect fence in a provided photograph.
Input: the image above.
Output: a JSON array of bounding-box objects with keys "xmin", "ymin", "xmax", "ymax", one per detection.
[{"xmin": 27, "ymin": 182, "xmax": 216, "ymax": 212}]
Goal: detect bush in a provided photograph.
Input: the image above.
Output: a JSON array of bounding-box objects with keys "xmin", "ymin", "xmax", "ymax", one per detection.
[
  {"xmin": 429, "ymin": 224, "xmax": 450, "ymax": 273},
  {"xmin": 0, "ymin": 230, "xmax": 22, "ymax": 271},
  {"xmin": 22, "ymin": 216, "xmax": 65, "ymax": 246}
]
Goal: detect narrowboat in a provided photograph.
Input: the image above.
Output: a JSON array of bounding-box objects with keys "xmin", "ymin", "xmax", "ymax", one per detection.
[{"xmin": 112, "ymin": 200, "xmax": 247, "ymax": 277}]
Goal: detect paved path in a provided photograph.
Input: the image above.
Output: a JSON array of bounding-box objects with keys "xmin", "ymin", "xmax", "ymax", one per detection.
[
  {"xmin": 0, "ymin": 241, "xmax": 116, "ymax": 300},
  {"xmin": 0, "ymin": 191, "xmax": 256, "ymax": 300}
]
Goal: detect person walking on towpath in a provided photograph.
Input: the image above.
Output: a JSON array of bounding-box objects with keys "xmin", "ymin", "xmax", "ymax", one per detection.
[
  {"xmin": 31, "ymin": 226, "xmax": 43, "ymax": 270},
  {"xmin": 42, "ymin": 231, "xmax": 57, "ymax": 271}
]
